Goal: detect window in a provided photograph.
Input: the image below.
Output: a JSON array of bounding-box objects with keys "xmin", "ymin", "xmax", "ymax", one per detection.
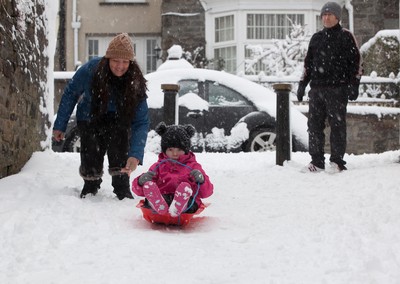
[
  {"xmin": 215, "ymin": 15, "xmax": 234, "ymax": 43},
  {"xmin": 247, "ymin": 14, "xmax": 304, "ymax": 39},
  {"xmin": 214, "ymin": 46, "xmax": 237, "ymax": 73},
  {"xmin": 178, "ymin": 80, "xmax": 202, "ymax": 98},
  {"xmin": 146, "ymin": 39, "xmax": 158, "ymax": 73},
  {"xmin": 88, "ymin": 39, "xmax": 99, "ymax": 61},
  {"xmin": 244, "ymin": 47, "xmax": 263, "ymax": 75},
  {"xmin": 208, "ymin": 82, "xmax": 249, "ymax": 106},
  {"xmin": 86, "ymin": 36, "xmax": 159, "ymax": 74},
  {"xmin": 177, "ymin": 79, "xmax": 250, "ymax": 107}
]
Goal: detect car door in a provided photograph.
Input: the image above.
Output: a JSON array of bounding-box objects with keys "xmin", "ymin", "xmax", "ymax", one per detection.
[
  {"xmin": 204, "ymin": 80, "xmax": 257, "ymax": 135},
  {"xmin": 177, "ymin": 79, "xmax": 207, "ymax": 133}
]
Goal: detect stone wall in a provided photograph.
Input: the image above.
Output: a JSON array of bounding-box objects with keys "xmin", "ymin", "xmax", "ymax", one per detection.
[
  {"xmin": 346, "ymin": 113, "xmax": 399, "ymax": 154},
  {"xmin": 342, "ymin": 0, "xmax": 399, "ymax": 45},
  {"xmin": 309, "ymin": 112, "xmax": 400, "ymax": 155},
  {"xmin": 161, "ymin": 0, "xmax": 206, "ymax": 66},
  {"xmin": 0, "ymin": 1, "xmax": 49, "ymax": 178}
]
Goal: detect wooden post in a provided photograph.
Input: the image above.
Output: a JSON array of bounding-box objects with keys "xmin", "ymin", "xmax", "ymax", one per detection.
[
  {"xmin": 273, "ymin": 83, "xmax": 291, "ymax": 166},
  {"xmin": 161, "ymin": 84, "xmax": 180, "ymax": 125}
]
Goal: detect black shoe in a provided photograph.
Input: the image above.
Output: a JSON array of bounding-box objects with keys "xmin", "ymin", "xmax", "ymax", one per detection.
[
  {"xmin": 111, "ymin": 175, "xmax": 132, "ymax": 200},
  {"xmin": 113, "ymin": 189, "xmax": 134, "ymax": 200},
  {"xmin": 80, "ymin": 179, "xmax": 101, "ymax": 198}
]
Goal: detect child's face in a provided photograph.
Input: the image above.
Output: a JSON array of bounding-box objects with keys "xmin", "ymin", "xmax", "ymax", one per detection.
[{"xmin": 165, "ymin": 147, "xmax": 185, "ymax": 159}]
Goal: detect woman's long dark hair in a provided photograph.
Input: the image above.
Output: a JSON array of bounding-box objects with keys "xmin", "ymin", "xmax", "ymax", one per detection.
[{"xmin": 91, "ymin": 57, "xmax": 147, "ymax": 125}]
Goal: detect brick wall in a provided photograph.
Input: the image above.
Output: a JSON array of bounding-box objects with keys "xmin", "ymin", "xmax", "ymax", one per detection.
[{"xmin": 0, "ymin": 1, "xmax": 48, "ymax": 178}]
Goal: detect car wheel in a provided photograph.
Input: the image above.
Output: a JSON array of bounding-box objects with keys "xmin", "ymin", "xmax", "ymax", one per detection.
[
  {"xmin": 245, "ymin": 128, "xmax": 276, "ymax": 152},
  {"xmin": 63, "ymin": 128, "xmax": 81, "ymax": 152}
]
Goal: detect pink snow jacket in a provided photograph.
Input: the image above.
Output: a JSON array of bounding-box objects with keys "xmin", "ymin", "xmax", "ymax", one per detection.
[{"xmin": 132, "ymin": 152, "xmax": 213, "ymax": 206}]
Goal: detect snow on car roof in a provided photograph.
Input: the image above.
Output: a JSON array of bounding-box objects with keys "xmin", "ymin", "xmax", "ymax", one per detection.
[{"xmin": 145, "ymin": 68, "xmax": 308, "ymax": 146}]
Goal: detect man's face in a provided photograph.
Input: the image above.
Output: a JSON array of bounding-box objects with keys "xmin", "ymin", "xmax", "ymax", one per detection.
[
  {"xmin": 109, "ymin": 58, "xmax": 130, "ymax": 77},
  {"xmin": 322, "ymin": 12, "xmax": 339, "ymax": 28}
]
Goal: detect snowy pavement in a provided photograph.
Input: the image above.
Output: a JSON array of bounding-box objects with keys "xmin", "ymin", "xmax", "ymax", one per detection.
[{"xmin": 1, "ymin": 150, "xmax": 400, "ymax": 283}]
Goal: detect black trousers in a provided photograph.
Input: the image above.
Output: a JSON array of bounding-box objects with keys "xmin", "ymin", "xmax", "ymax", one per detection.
[
  {"xmin": 78, "ymin": 116, "xmax": 130, "ymax": 191},
  {"xmin": 308, "ymin": 86, "xmax": 348, "ymax": 168}
]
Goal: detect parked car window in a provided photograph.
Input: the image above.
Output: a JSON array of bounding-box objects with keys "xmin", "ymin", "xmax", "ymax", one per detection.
[
  {"xmin": 179, "ymin": 80, "xmax": 198, "ymax": 95},
  {"xmin": 179, "ymin": 80, "xmax": 205, "ymax": 100},
  {"xmin": 208, "ymin": 82, "xmax": 251, "ymax": 107}
]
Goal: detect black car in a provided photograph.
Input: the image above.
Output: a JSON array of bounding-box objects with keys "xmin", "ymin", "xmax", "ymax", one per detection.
[{"xmin": 52, "ymin": 68, "xmax": 308, "ymax": 153}]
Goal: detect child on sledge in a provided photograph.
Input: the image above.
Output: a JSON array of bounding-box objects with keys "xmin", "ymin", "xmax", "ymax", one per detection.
[{"xmin": 132, "ymin": 122, "xmax": 213, "ymax": 217}]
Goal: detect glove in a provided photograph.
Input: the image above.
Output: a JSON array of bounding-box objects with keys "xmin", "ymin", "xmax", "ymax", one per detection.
[
  {"xmin": 297, "ymin": 82, "xmax": 306, "ymax": 102},
  {"xmin": 347, "ymin": 84, "xmax": 359, "ymax": 101},
  {"xmin": 138, "ymin": 171, "xmax": 155, "ymax": 186},
  {"xmin": 190, "ymin": 169, "xmax": 204, "ymax": 184},
  {"xmin": 342, "ymin": 84, "xmax": 359, "ymax": 101}
]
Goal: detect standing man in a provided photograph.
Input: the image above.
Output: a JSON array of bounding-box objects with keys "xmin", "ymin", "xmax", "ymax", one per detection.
[
  {"xmin": 297, "ymin": 2, "xmax": 363, "ymax": 173},
  {"xmin": 53, "ymin": 33, "xmax": 150, "ymax": 199}
]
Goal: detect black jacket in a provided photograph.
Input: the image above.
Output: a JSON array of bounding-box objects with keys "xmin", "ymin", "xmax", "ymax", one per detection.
[{"xmin": 300, "ymin": 23, "xmax": 362, "ymax": 88}]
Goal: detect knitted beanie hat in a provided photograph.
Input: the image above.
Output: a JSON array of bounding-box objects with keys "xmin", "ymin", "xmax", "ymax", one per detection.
[
  {"xmin": 105, "ymin": 33, "xmax": 134, "ymax": 61},
  {"xmin": 321, "ymin": 2, "xmax": 342, "ymax": 20},
  {"xmin": 155, "ymin": 122, "xmax": 195, "ymax": 154}
]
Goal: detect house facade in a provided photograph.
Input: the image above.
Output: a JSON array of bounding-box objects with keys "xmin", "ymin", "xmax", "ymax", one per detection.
[
  {"xmin": 200, "ymin": 0, "xmax": 399, "ymax": 74},
  {"xmin": 57, "ymin": 0, "xmax": 399, "ymax": 74},
  {"xmin": 58, "ymin": 0, "xmax": 162, "ymax": 74}
]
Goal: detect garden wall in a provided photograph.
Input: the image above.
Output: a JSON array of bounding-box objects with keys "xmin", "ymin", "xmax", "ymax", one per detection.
[
  {"xmin": 300, "ymin": 111, "xmax": 400, "ymax": 155},
  {"xmin": 0, "ymin": 1, "xmax": 48, "ymax": 178}
]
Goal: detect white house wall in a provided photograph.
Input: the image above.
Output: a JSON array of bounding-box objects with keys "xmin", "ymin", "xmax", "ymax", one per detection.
[
  {"xmin": 202, "ymin": 0, "xmax": 343, "ymax": 74},
  {"xmin": 64, "ymin": 0, "xmax": 162, "ymax": 72}
]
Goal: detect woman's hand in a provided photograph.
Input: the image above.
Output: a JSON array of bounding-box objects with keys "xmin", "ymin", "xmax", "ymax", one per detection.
[
  {"xmin": 120, "ymin": 157, "xmax": 140, "ymax": 175},
  {"xmin": 52, "ymin": 130, "xmax": 65, "ymax": 142}
]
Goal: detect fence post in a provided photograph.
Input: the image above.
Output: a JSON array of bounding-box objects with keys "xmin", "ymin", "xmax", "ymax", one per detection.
[
  {"xmin": 273, "ymin": 83, "xmax": 291, "ymax": 166},
  {"xmin": 161, "ymin": 84, "xmax": 180, "ymax": 125}
]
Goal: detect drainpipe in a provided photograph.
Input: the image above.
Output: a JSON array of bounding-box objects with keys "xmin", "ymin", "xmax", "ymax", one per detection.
[
  {"xmin": 344, "ymin": 0, "xmax": 354, "ymax": 33},
  {"xmin": 71, "ymin": 0, "xmax": 81, "ymax": 69}
]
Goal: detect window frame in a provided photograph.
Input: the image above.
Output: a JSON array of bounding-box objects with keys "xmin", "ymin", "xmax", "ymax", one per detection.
[
  {"xmin": 214, "ymin": 46, "xmax": 237, "ymax": 73},
  {"xmin": 246, "ymin": 13, "xmax": 305, "ymax": 40},
  {"xmin": 215, "ymin": 14, "xmax": 235, "ymax": 43}
]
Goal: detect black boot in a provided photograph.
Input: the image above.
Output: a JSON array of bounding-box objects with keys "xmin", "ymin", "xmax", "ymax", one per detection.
[
  {"xmin": 112, "ymin": 175, "xmax": 133, "ymax": 200},
  {"xmin": 80, "ymin": 179, "xmax": 102, "ymax": 198}
]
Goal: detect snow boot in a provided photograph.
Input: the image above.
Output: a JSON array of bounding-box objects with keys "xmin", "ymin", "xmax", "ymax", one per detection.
[
  {"xmin": 112, "ymin": 174, "xmax": 133, "ymax": 200},
  {"xmin": 169, "ymin": 182, "xmax": 193, "ymax": 217},
  {"xmin": 80, "ymin": 179, "xmax": 102, "ymax": 198},
  {"xmin": 142, "ymin": 181, "xmax": 169, "ymax": 215}
]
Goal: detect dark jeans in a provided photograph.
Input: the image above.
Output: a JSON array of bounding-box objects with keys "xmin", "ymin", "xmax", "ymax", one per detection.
[
  {"xmin": 308, "ymin": 86, "xmax": 348, "ymax": 168},
  {"xmin": 78, "ymin": 115, "xmax": 130, "ymax": 192},
  {"xmin": 143, "ymin": 194, "xmax": 199, "ymax": 214}
]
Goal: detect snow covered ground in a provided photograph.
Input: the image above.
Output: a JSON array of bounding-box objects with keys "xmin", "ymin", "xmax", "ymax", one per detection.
[
  {"xmin": 3, "ymin": 2, "xmax": 399, "ymax": 283},
  {"xmin": 1, "ymin": 149, "xmax": 400, "ymax": 284}
]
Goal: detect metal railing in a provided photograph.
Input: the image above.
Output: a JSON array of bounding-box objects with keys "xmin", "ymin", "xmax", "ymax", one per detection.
[
  {"xmin": 54, "ymin": 71, "xmax": 400, "ymax": 106},
  {"xmin": 242, "ymin": 74, "xmax": 400, "ymax": 107}
]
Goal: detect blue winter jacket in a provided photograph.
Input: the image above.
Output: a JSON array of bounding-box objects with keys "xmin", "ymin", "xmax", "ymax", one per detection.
[{"xmin": 53, "ymin": 57, "xmax": 150, "ymax": 163}]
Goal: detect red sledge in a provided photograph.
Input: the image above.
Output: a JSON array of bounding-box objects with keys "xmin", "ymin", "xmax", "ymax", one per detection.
[{"xmin": 137, "ymin": 200, "xmax": 206, "ymax": 226}]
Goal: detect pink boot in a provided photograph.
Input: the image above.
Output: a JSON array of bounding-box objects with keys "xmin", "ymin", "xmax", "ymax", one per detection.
[
  {"xmin": 142, "ymin": 181, "xmax": 169, "ymax": 215},
  {"xmin": 169, "ymin": 182, "xmax": 193, "ymax": 217}
]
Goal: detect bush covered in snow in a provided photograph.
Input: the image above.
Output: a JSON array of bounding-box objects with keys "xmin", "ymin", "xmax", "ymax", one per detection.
[{"xmin": 360, "ymin": 30, "xmax": 400, "ymax": 77}]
